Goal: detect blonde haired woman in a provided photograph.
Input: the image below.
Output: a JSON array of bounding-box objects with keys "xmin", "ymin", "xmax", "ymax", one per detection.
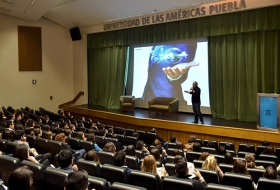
[
  {"xmin": 202, "ymin": 155, "xmax": 224, "ymax": 177},
  {"xmin": 141, "ymin": 155, "xmax": 167, "ymax": 178}
]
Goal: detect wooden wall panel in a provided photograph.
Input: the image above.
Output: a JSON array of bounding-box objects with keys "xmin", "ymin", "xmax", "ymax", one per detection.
[
  {"xmin": 18, "ymin": 26, "xmax": 42, "ymax": 71},
  {"xmin": 65, "ymin": 105, "xmax": 280, "ymax": 150}
]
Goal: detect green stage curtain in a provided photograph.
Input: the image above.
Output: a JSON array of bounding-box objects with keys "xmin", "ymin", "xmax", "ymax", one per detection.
[
  {"xmin": 88, "ymin": 46, "xmax": 128, "ymax": 109},
  {"xmin": 88, "ymin": 5, "xmax": 280, "ymax": 120},
  {"xmin": 209, "ymin": 30, "xmax": 280, "ymax": 121}
]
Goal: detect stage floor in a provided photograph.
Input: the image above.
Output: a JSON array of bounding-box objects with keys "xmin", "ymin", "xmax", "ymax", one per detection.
[{"xmin": 76, "ymin": 104, "xmax": 257, "ymax": 130}]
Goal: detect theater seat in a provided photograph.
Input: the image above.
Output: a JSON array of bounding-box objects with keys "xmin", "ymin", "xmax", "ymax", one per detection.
[
  {"xmin": 223, "ymin": 172, "xmax": 254, "ymax": 190},
  {"xmin": 197, "ymin": 168, "xmax": 220, "ymax": 184},
  {"xmin": 20, "ymin": 160, "xmax": 46, "ymax": 190},
  {"xmin": 95, "ymin": 135, "xmax": 107, "ymax": 148},
  {"xmin": 36, "ymin": 137, "xmax": 50, "ymax": 154},
  {"xmin": 247, "ymin": 168, "xmax": 265, "ymax": 184},
  {"xmin": 206, "ymin": 183, "xmax": 241, "ymax": 190},
  {"xmin": 101, "ymin": 164, "xmax": 128, "ymax": 183},
  {"xmin": 168, "ymin": 142, "xmax": 182, "ymax": 150},
  {"xmin": 48, "ymin": 140, "xmax": 62, "ymax": 157},
  {"xmin": 5, "ymin": 141, "xmax": 18, "ymax": 154},
  {"xmin": 258, "ymin": 154, "xmax": 279, "ymax": 166},
  {"xmin": 110, "ymin": 182, "xmax": 147, "ymax": 190},
  {"xmin": 162, "ymin": 176, "xmax": 194, "ymax": 190},
  {"xmin": 165, "ymin": 163, "xmax": 176, "ymax": 176},
  {"xmin": 135, "ymin": 150, "xmax": 144, "ymax": 159},
  {"xmin": 88, "ymin": 175, "xmax": 110, "ymax": 190},
  {"xmin": 77, "ymin": 159, "xmax": 101, "ymax": 177},
  {"xmin": 126, "ymin": 155, "xmax": 139, "ymax": 170},
  {"xmin": 186, "ymin": 151, "xmax": 202, "ymax": 162},
  {"xmin": 255, "ymin": 160, "xmax": 276, "ymax": 169},
  {"xmin": 218, "ymin": 163, "xmax": 233, "ymax": 173},
  {"xmin": 67, "ymin": 137, "xmax": 81, "ymax": 150},
  {"xmin": 257, "ymin": 177, "xmax": 280, "ymax": 190},
  {"xmin": 98, "ymin": 151, "xmax": 115, "ymax": 165},
  {"xmin": 166, "ymin": 148, "xmax": 184, "ymax": 157},
  {"xmin": 0, "ymin": 156, "xmax": 20, "ymax": 185},
  {"xmin": 165, "ymin": 155, "xmax": 175, "ymax": 164},
  {"xmin": 129, "ymin": 170, "xmax": 161, "ymax": 190},
  {"xmin": 200, "ymin": 147, "xmax": 217, "ymax": 154},
  {"xmin": 80, "ymin": 140, "xmax": 94, "ymax": 152},
  {"xmin": 125, "ymin": 136, "xmax": 137, "ymax": 146},
  {"xmin": 44, "ymin": 167, "xmax": 70, "ymax": 190},
  {"xmin": 193, "ymin": 159, "xmax": 204, "ymax": 168}
]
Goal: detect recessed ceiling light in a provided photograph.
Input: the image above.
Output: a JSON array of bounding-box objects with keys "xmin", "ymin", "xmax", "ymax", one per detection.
[
  {"xmin": 3, "ymin": 0, "xmax": 13, "ymax": 4},
  {"xmin": 0, "ymin": 7, "xmax": 11, "ymax": 12}
]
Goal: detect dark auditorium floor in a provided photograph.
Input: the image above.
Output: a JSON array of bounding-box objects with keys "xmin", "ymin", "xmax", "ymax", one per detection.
[{"xmin": 77, "ymin": 105, "xmax": 257, "ymax": 130}]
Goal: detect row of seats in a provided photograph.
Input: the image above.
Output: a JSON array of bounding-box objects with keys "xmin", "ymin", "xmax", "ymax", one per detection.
[{"xmin": 1, "ymin": 155, "xmax": 280, "ymax": 190}]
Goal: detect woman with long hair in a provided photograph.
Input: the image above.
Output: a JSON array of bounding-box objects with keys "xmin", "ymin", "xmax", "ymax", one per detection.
[
  {"xmin": 202, "ymin": 155, "xmax": 224, "ymax": 177},
  {"xmin": 141, "ymin": 155, "xmax": 167, "ymax": 178}
]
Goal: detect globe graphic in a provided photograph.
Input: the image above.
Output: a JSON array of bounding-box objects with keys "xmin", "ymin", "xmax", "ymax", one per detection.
[{"xmin": 166, "ymin": 48, "xmax": 182, "ymax": 63}]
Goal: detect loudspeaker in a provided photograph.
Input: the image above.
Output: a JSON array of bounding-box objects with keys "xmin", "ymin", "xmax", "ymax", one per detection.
[{"xmin": 69, "ymin": 27, "xmax": 82, "ymax": 41}]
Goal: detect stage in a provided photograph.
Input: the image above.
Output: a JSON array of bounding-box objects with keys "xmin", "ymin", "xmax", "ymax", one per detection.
[{"xmin": 62, "ymin": 104, "xmax": 280, "ymax": 149}]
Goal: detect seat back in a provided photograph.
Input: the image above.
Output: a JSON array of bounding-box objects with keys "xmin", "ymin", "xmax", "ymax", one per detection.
[
  {"xmin": 20, "ymin": 160, "xmax": 46, "ymax": 190},
  {"xmin": 0, "ymin": 156, "xmax": 20, "ymax": 185},
  {"xmin": 110, "ymin": 182, "xmax": 147, "ymax": 190},
  {"xmin": 67, "ymin": 137, "xmax": 81, "ymax": 150},
  {"xmin": 186, "ymin": 151, "xmax": 201, "ymax": 162},
  {"xmin": 113, "ymin": 127, "xmax": 123, "ymax": 135},
  {"xmin": 218, "ymin": 163, "xmax": 233, "ymax": 173},
  {"xmin": 255, "ymin": 160, "xmax": 276, "ymax": 169},
  {"xmin": 117, "ymin": 134, "xmax": 126, "ymax": 145},
  {"xmin": 88, "ymin": 175, "xmax": 110, "ymax": 190},
  {"xmin": 203, "ymin": 140, "xmax": 218, "ymax": 149},
  {"xmin": 206, "ymin": 183, "xmax": 241, "ymax": 190},
  {"xmin": 77, "ymin": 159, "xmax": 101, "ymax": 177},
  {"xmin": 223, "ymin": 172, "xmax": 254, "ymax": 190},
  {"xmin": 136, "ymin": 130, "xmax": 146, "ymax": 143},
  {"xmin": 146, "ymin": 132, "xmax": 157, "ymax": 146},
  {"xmin": 238, "ymin": 144, "xmax": 255, "ymax": 153},
  {"xmin": 135, "ymin": 150, "xmax": 144, "ymax": 159},
  {"xmin": 80, "ymin": 140, "xmax": 94, "ymax": 152},
  {"xmin": 193, "ymin": 159, "xmax": 204, "ymax": 168},
  {"xmin": 26, "ymin": 135, "xmax": 37, "ymax": 149},
  {"xmin": 98, "ymin": 151, "xmax": 115, "ymax": 165},
  {"xmin": 125, "ymin": 136, "xmax": 137, "ymax": 146},
  {"xmin": 126, "ymin": 129, "xmax": 135, "ymax": 137},
  {"xmin": 5, "ymin": 141, "xmax": 18, "ymax": 154},
  {"xmin": 126, "ymin": 155, "xmax": 139, "ymax": 170},
  {"xmin": 197, "ymin": 168, "xmax": 220, "ymax": 184},
  {"xmin": 102, "ymin": 164, "xmax": 128, "ymax": 183},
  {"xmin": 95, "ymin": 136, "xmax": 107, "ymax": 148},
  {"xmin": 0, "ymin": 139, "xmax": 6, "ymax": 152},
  {"xmin": 257, "ymin": 177, "xmax": 280, "ymax": 190},
  {"xmin": 219, "ymin": 142, "xmax": 235, "ymax": 151},
  {"xmin": 168, "ymin": 142, "xmax": 182, "ymax": 150},
  {"xmin": 256, "ymin": 146, "xmax": 266, "ymax": 158},
  {"xmin": 276, "ymin": 147, "xmax": 280, "ymax": 161},
  {"xmin": 129, "ymin": 170, "xmax": 161, "ymax": 190},
  {"xmin": 237, "ymin": 151, "xmax": 255, "ymax": 158},
  {"xmin": 162, "ymin": 176, "xmax": 194, "ymax": 190},
  {"xmin": 258, "ymin": 154, "xmax": 279, "ymax": 165},
  {"xmin": 48, "ymin": 140, "xmax": 62, "ymax": 157},
  {"xmin": 200, "ymin": 147, "xmax": 217, "ymax": 154},
  {"xmin": 166, "ymin": 148, "xmax": 184, "ymax": 157},
  {"xmin": 166, "ymin": 155, "xmax": 175, "ymax": 164},
  {"xmin": 247, "ymin": 168, "xmax": 265, "ymax": 184},
  {"xmin": 212, "ymin": 154, "xmax": 224, "ymax": 164},
  {"xmin": 36, "ymin": 137, "xmax": 50, "ymax": 154},
  {"xmin": 44, "ymin": 167, "xmax": 70, "ymax": 190},
  {"xmin": 165, "ymin": 163, "xmax": 176, "ymax": 176},
  {"xmin": 107, "ymin": 137, "xmax": 122, "ymax": 151}
]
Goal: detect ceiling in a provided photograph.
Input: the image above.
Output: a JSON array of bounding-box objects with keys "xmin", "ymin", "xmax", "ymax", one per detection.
[{"xmin": 0, "ymin": 0, "xmax": 225, "ymax": 28}]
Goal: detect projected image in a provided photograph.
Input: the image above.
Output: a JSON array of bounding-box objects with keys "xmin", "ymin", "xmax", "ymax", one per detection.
[{"xmin": 132, "ymin": 39, "xmax": 209, "ymax": 109}]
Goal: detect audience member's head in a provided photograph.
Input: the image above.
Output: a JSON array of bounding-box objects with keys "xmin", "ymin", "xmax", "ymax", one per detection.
[
  {"xmin": 262, "ymin": 140, "xmax": 270, "ymax": 146},
  {"xmin": 99, "ymin": 128, "xmax": 106, "ymax": 136},
  {"xmin": 219, "ymin": 146, "xmax": 226, "ymax": 155},
  {"xmin": 58, "ymin": 149, "xmax": 73, "ymax": 169},
  {"xmin": 55, "ymin": 133, "xmax": 66, "ymax": 143},
  {"xmin": 150, "ymin": 128, "xmax": 156, "ymax": 133},
  {"xmin": 34, "ymin": 128, "xmax": 42, "ymax": 137},
  {"xmin": 202, "ymin": 155, "xmax": 218, "ymax": 170},
  {"xmin": 175, "ymin": 160, "xmax": 188, "ymax": 176},
  {"xmin": 102, "ymin": 142, "xmax": 116, "ymax": 153},
  {"xmin": 225, "ymin": 143, "xmax": 233, "ymax": 150},
  {"xmin": 244, "ymin": 144, "xmax": 253, "ymax": 152},
  {"xmin": 107, "ymin": 128, "xmax": 114, "ymax": 134},
  {"xmin": 153, "ymin": 139, "xmax": 161, "ymax": 146},
  {"xmin": 193, "ymin": 142, "xmax": 201, "ymax": 152},
  {"xmin": 173, "ymin": 155, "xmax": 184, "ymax": 164},
  {"xmin": 199, "ymin": 152, "xmax": 210, "ymax": 161},
  {"xmin": 64, "ymin": 170, "xmax": 89, "ymax": 190},
  {"xmin": 136, "ymin": 140, "xmax": 145, "ymax": 150},
  {"xmin": 6, "ymin": 120, "xmax": 14, "ymax": 130},
  {"xmin": 188, "ymin": 135, "xmax": 196, "ymax": 143},
  {"xmin": 150, "ymin": 148, "xmax": 161, "ymax": 161},
  {"xmin": 86, "ymin": 133, "xmax": 96, "ymax": 143},
  {"xmin": 84, "ymin": 150, "xmax": 100, "ymax": 163},
  {"xmin": 26, "ymin": 119, "xmax": 34, "ymax": 127},
  {"xmin": 170, "ymin": 135, "xmax": 177, "ymax": 143},
  {"xmin": 76, "ymin": 132, "xmax": 86, "ymax": 141},
  {"xmin": 224, "ymin": 152, "xmax": 234, "ymax": 165},
  {"xmin": 125, "ymin": 145, "xmax": 135, "ymax": 156},
  {"xmin": 262, "ymin": 146, "xmax": 274, "ymax": 155},
  {"xmin": 14, "ymin": 123, "xmax": 24, "ymax": 131},
  {"xmin": 8, "ymin": 166, "xmax": 33, "ymax": 190},
  {"xmin": 141, "ymin": 155, "xmax": 157, "ymax": 174},
  {"xmin": 245, "ymin": 153, "xmax": 256, "ymax": 168},
  {"xmin": 44, "ymin": 131, "xmax": 53, "ymax": 140},
  {"xmin": 263, "ymin": 166, "xmax": 278, "ymax": 179},
  {"xmin": 13, "ymin": 144, "xmax": 29, "ymax": 161},
  {"xmin": 207, "ymin": 140, "xmax": 215, "ymax": 148},
  {"xmin": 232, "ymin": 159, "xmax": 249, "ymax": 175},
  {"xmin": 132, "ymin": 131, "xmax": 139, "ymax": 138},
  {"xmin": 171, "ymin": 149, "xmax": 181, "ymax": 156},
  {"xmin": 114, "ymin": 150, "xmax": 126, "ymax": 166},
  {"xmin": 64, "ymin": 129, "xmax": 72, "ymax": 137},
  {"xmin": 3, "ymin": 130, "xmax": 14, "ymax": 141},
  {"xmin": 14, "ymin": 130, "xmax": 25, "ymax": 141}
]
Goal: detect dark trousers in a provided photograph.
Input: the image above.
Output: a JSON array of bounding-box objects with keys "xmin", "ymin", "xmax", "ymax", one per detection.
[{"xmin": 192, "ymin": 102, "xmax": 203, "ymax": 122}]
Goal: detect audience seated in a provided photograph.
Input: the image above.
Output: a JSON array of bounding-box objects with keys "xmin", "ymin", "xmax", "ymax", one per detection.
[
  {"xmin": 114, "ymin": 150, "xmax": 132, "ymax": 176},
  {"xmin": 174, "ymin": 160, "xmax": 207, "ymax": 190},
  {"xmin": 263, "ymin": 166, "xmax": 278, "ymax": 179},
  {"xmin": 199, "ymin": 152, "xmax": 209, "ymax": 161},
  {"xmin": 202, "ymin": 155, "xmax": 224, "ymax": 177},
  {"xmin": 245, "ymin": 153, "xmax": 264, "ymax": 169},
  {"xmin": 64, "ymin": 170, "xmax": 89, "ymax": 190},
  {"xmin": 76, "ymin": 131, "xmax": 87, "ymax": 141},
  {"xmin": 141, "ymin": 154, "xmax": 167, "ymax": 178},
  {"xmin": 55, "ymin": 133, "xmax": 86, "ymax": 160},
  {"xmin": 86, "ymin": 133, "xmax": 102, "ymax": 152},
  {"xmin": 136, "ymin": 140, "xmax": 149, "ymax": 153},
  {"xmin": 84, "ymin": 150, "xmax": 100, "ymax": 163},
  {"xmin": 8, "ymin": 166, "xmax": 33, "ymax": 190},
  {"xmin": 170, "ymin": 134, "xmax": 180, "ymax": 144},
  {"xmin": 262, "ymin": 146, "xmax": 274, "ymax": 155},
  {"xmin": 126, "ymin": 145, "xmax": 136, "ymax": 156},
  {"xmin": 58, "ymin": 149, "xmax": 78, "ymax": 171},
  {"xmin": 102, "ymin": 142, "xmax": 117, "ymax": 153}
]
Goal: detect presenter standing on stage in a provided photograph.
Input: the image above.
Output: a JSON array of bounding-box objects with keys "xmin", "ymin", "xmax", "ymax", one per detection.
[{"xmin": 185, "ymin": 81, "xmax": 204, "ymax": 124}]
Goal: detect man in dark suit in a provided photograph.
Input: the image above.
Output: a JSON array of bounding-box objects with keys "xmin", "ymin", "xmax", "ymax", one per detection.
[
  {"xmin": 174, "ymin": 160, "xmax": 207, "ymax": 190},
  {"xmin": 114, "ymin": 150, "xmax": 132, "ymax": 176}
]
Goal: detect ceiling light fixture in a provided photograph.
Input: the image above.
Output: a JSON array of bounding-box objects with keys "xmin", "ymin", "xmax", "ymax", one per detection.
[
  {"xmin": 3, "ymin": 0, "xmax": 13, "ymax": 4},
  {"xmin": 0, "ymin": 7, "xmax": 10, "ymax": 12},
  {"xmin": 21, "ymin": 0, "xmax": 36, "ymax": 18}
]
